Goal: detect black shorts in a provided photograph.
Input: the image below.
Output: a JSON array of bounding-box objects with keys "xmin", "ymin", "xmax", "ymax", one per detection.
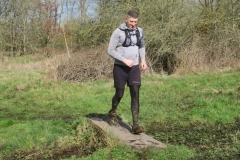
[{"xmin": 113, "ymin": 64, "xmax": 141, "ymax": 89}]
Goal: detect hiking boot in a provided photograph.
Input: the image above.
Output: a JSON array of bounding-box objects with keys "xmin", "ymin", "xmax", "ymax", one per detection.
[
  {"xmin": 132, "ymin": 124, "xmax": 144, "ymax": 134},
  {"xmin": 108, "ymin": 110, "xmax": 119, "ymax": 126}
]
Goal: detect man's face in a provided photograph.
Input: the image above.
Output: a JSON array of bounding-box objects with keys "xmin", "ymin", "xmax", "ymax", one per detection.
[{"xmin": 125, "ymin": 17, "xmax": 138, "ymax": 29}]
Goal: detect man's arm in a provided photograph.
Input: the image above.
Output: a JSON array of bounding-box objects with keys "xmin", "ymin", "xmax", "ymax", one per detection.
[
  {"xmin": 139, "ymin": 29, "xmax": 147, "ymax": 70},
  {"xmin": 108, "ymin": 29, "xmax": 134, "ymax": 67},
  {"xmin": 107, "ymin": 29, "xmax": 124, "ymax": 61}
]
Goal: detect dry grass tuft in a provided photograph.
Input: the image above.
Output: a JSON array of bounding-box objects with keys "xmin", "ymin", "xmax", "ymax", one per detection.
[
  {"xmin": 174, "ymin": 34, "xmax": 240, "ymax": 75},
  {"xmin": 54, "ymin": 45, "xmax": 113, "ymax": 82}
]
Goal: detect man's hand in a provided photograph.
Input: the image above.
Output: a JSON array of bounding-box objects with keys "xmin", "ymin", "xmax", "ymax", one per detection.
[
  {"xmin": 141, "ymin": 61, "xmax": 147, "ymax": 70},
  {"xmin": 123, "ymin": 58, "xmax": 134, "ymax": 67}
]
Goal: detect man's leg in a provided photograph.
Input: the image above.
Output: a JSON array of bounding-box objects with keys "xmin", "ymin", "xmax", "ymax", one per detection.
[
  {"xmin": 109, "ymin": 88, "xmax": 124, "ymax": 125},
  {"xmin": 129, "ymin": 85, "xmax": 144, "ymax": 134},
  {"xmin": 110, "ymin": 88, "xmax": 124, "ymax": 113}
]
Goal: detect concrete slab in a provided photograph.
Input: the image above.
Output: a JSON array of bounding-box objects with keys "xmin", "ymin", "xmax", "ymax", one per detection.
[{"xmin": 89, "ymin": 117, "xmax": 167, "ymax": 149}]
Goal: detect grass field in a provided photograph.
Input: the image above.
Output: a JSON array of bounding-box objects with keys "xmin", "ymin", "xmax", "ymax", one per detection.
[{"xmin": 0, "ymin": 57, "xmax": 240, "ymax": 159}]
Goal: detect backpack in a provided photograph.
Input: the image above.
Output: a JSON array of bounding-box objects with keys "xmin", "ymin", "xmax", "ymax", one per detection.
[{"xmin": 119, "ymin": 27, "xmax": 141, "ymax": 47}]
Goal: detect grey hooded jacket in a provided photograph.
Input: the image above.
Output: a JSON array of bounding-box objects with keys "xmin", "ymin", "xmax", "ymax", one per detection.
[{"xmin": 107, "ymin": 23, "xmax": 146, "ymax": 66}]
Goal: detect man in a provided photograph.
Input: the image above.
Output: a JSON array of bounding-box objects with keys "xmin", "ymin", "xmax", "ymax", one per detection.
[{"xmin": 107, "ymin": 10, "xmax": 147, "ymax": 134}]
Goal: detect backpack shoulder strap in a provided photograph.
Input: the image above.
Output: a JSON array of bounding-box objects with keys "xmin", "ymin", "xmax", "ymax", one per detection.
[
  {"xmin": 135, "ymin": 27, "xmax": 141, "ymax": 47},
  {"xmin": 119, "ymin": 28, "xmax": 129, "ymax": 47}
]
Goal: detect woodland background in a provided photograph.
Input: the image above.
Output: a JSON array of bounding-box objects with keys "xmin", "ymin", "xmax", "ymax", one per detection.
[{"xmin": 1, "ymin": 0, "xmax": 240, "ymax": 81}]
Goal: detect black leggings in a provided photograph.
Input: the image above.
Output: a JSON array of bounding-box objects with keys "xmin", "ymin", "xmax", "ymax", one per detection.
[{"xmin": 111, "ymin": 85, "xmax": 140, "ymax": 113}]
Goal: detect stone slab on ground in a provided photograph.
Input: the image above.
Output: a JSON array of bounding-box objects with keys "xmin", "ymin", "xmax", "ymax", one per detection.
[{"xmin": 89, "ymin": 117, "xmax": 167, "ymax": 149}]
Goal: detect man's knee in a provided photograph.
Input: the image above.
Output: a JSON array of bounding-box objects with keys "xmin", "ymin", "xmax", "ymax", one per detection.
[
  {"xmin": 115, "ymin": 88, "xmax": 124, "ymax": 100},
  {"xmin": 129, "ymin": 85, "xmax": 140, "ymax": 97}
]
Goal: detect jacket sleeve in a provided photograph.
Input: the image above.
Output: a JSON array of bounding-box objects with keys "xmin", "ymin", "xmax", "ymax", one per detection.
[
  {"xmin": 139, "ymin": 29, "xmax": 146, "ymax": 62},
  {"xmin": 107, "ymin": 29, "xmax": 124, "ymax": 62}
]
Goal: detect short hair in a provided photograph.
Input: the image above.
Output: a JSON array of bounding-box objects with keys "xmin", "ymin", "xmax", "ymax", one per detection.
[{"xmin": 126, "ymin": 10, "xmax": 138, "ymax": 19}]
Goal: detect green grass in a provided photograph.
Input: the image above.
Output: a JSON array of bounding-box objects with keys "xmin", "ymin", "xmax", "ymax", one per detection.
[
  {"xmin": 141, "ymin": 71, "xmax": 240, "ymax": 125},
  {"xmin": 0, "ymin": 67, "xmax": 240, "ymax": 159}
]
